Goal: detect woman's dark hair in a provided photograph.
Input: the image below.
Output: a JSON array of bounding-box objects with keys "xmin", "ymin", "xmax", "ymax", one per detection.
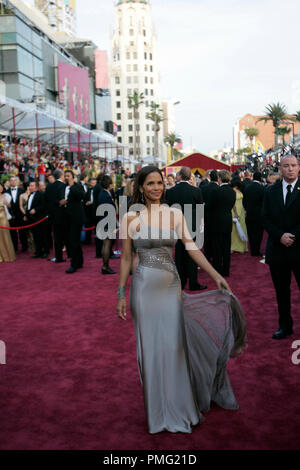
[
  {"xmin": 231, "ymin": 177, "xmax": 243, "ymax": 192},
  {"xmin": 101, "ymin": 175, "xmax": 113, "ymax": 189},
  {"xmin": 130, "ymin": 166, "xmax": 165, "ymax": 206},
  {"xmin": 0, "ymin": 182, "xmax": 4, "ymax": 192}
]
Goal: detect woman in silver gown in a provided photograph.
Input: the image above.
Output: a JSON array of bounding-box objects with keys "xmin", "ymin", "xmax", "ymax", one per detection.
[{"xmin": 117, "ymin": 166, "xmax": 247, "ymax": 434}]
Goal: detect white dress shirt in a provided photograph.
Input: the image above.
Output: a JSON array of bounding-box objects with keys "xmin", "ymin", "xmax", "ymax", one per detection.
[
  {"xmin": 27, "ymin": 192, "xmax": 35, "ymax": 211},
  {"xmin": 11, "ymin": 187, "xmax": 18, "ymax": 203},
  {"xmin": 282, "ymin": 179, "xmax": 297, "ymax": 204},
  {"xmin": 65, "ymin": 186, "xmax": 71, "ymax": 200}
]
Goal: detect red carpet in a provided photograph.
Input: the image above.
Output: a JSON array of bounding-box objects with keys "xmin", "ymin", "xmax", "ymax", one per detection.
[{"xmin": 0, "ymin": 242, "xmax": 300, "ymax": 450}]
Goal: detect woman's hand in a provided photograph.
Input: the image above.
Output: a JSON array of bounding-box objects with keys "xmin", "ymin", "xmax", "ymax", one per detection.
[
  {"xmin": 117, "ymin": 299, "xmax": 127, "ymax": 321},
  {"xmin": 215, "ymin": 276, "xmax": 232, "ymax": 293}
]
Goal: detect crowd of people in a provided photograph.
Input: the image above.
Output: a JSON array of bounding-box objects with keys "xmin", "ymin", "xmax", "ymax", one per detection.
[
  {"xmin": 0, "ymin": 135, "xmax": 119, "ymax": 184},
  {"xmin": 0, "ymin": 148, "xmax": 294, "ymax": 281}
]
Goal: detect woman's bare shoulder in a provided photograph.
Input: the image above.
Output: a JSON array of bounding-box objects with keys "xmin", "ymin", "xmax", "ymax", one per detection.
[{"xmin": 122, "ymin": 211, "xmax": 139, "ymax": 223}]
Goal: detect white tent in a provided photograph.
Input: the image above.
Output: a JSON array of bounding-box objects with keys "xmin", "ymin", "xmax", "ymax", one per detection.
[{"xmin": 0, "ymin": 95, "xmax": 126, "ymax": 161}]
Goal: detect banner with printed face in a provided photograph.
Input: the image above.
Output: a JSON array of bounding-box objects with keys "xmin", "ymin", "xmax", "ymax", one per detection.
[{"xmin": 58, "ymin": 62, "xmax": 90, "ymax": 126}]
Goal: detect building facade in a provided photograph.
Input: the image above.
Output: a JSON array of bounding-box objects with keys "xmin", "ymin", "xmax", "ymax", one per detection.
[
  {"xmin": 34, "ymin": 0, "xmax": 77, "ymax": 37},
  {"xmin": 233, "ymin": 113, "xmax": 300, "ymax": 153},
  {"xmin": 0, "ymin": 0, "xmax": 96, "ymax": 128},
  {"xmin": 110, "ymin": 0, "xmax": 166, "ymax": 164}
]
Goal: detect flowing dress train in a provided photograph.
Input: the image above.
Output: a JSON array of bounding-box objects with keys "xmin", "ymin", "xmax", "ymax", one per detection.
[{"xmin": 130, "ymin": 218, "xmax": 247, "ymax": 434}]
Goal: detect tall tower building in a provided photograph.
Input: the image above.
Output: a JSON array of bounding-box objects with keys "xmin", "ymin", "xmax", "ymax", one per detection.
[
  {"xmin": 34, "ymin": 0, "xmax": 77, "ymax": 36},
  {"xmin": 110, "ymin": 0, "xmax": 165, "ymax": 165}
]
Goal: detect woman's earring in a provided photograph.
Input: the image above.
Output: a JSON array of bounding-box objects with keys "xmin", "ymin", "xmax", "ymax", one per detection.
[{"xmin": 141, "ymin": 192, "xmax": 145, "ymax": 204}]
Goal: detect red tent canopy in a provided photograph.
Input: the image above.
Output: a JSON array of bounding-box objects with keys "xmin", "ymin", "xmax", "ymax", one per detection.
[{"xmin": 162, "ymin": 153, "xmax": 233, "ymax": 175}]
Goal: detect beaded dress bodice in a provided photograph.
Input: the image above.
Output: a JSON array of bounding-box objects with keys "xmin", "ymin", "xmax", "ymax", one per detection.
[{"xmin": 132, "ymin": 218, "xmax": 179, "ymax": 278}]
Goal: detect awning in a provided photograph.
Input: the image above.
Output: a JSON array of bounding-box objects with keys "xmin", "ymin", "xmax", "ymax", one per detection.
[
  {"xmin": 162, "ymin": 152, "xmax": 234, "ymax": 175},
  {"xmin": 0, "ymin": 95, "xmax": 126, "ymax": 150}
]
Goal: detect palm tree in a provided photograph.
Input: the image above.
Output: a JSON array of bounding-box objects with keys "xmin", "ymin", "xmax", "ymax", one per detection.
[
  {"xmin": 146, "ymin": 103, "xmax": 164, "ymax": 166},
  {"xmin": 275, "ymin": 126, "xmax": 291, "ymax": 146},
  {"xmin": 164, "ymin": 132, "xmax": 182, "ymax": 161},
  {"xmin": 128, "ymin": 91, "xmax": 144, "ymax": 161},
  {"xmin": 244, "ymin": 127, "xmax": 259, "ymax": 153},
  {"xmin": 256, "ymin": 103, "xmax": 288, "ymax": 147},
  {"xmin": 293, "ymin": 111, "xmax": 300, "ymax": 135}
]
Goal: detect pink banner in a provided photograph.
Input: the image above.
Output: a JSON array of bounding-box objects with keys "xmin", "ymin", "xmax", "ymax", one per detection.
[
  {"xmin": 95, "ymin": 50, "xmax": 109, "ymax": 89},
  {"xmin": 58, "ymin": 62, "xmax": 90, "ymax": 125}
]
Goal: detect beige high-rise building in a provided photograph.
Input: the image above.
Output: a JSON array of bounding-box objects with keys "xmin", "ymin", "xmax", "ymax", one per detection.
[
  {"xmin": 110, "ymin": 0, "xmax": 166, "ymax": 166},
  {"xmin": 34, "ymin": 0, "xmax": 77, "ymax": 37}
]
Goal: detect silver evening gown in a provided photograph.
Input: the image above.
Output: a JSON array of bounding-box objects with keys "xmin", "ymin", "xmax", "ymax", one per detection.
[{"xmin": 129, "ymin": 216, "xmax": 247, "ymax": 434}]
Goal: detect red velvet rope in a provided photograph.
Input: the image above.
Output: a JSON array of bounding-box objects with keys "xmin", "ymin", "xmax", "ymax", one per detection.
[
  {"xmin": 0, "ymin": 216, "xmax": 48, "ymax": 230},
  {"xmin": 0, "ymin": 216, "xmax": 95, "ymax": 231}
]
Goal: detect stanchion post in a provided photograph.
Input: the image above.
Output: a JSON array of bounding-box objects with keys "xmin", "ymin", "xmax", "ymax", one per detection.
[
  {"xmin": 69, "ymin": 126, "xmax": 71, "ymax": 154},
  {"xmin": 89, "ymin": 133, "xmax": 91, "ymax": 168},
  {"xmin": 78, "ymin": 130, "xmax": 81, "ymax": 164},
  {"xmin": 12, "ymin": 107, "xmax": 18, "ymax": 165},
  {"xmin": 36, "ymin": 113, "xmax": 40, "ymax": 162},
  {"xmin": 54, "ymin": 120, "xmax": 57, "ymax": 165}
]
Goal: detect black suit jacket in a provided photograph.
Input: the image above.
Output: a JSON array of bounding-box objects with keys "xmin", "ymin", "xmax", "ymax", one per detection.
[
  {"xmin": 210, "ymin": 184, "xmax": 236, "ymax": 234},
  {"xmin": 45, "ymin": 180, "xmax": 66, "ymax": 224},
  {"xmin": 6, "ymin": 187, "xmax": 24, "ymax": 220},
  {"xmin": 241, "ymin": 178, "xmax": 252, "ymax": 193},
  {"xmin": 166, "ymin": 182, "xmax": 203, "ymax": 233},
  {"xmin": 65, "ymin": 183, "xmax": 86, "ymax": 226},
  {"xmin": 97, "ymin": 190, "xmax": 116, "ymax": 218},
  {"xmin": 201, "ymin": 182, "xmax": 219, "ymax": 230},
  {"xmin": 243, "ymin": 181, "xmax": 265, "ymax": 221},
  {"xmin": 26, "ymin": 191, "xmax": 45, "ymax": 222},
  {"xmin": 262, "ymin": 178, "xmax": 300, "ymax": 265}
]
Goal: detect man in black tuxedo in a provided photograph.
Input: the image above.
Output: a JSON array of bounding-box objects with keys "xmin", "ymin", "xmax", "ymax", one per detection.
[
  {"xmin": 61, "ymin": 170, "xmax": 86, "ymax": 273},
  {"xmin": 262, "ymin": 154, "xmax": 300, "ymax": 340},
  {"xmin": 243, "ymin": 171, "xmax": 265, "ymax": 256},
  {"xmin": 83, "ymin": 178, "xmax": 98, "ymax": 245},
  {"xmin": 200, "ymin": 170, "xmax": 210, "ymax": 188},
  {"xmin": 166, "ymin": 166, "xmax": 207, "ymax": 291},
  {"xmin": 79, "ymin": 173, "xmax": 89, "ymax": 194},
  {"xmin": 201, "ymin": 170, "xmax": 219, "ymax": 262},
  {"xmin": 24, "ymin": 181, "xmax": 46, "ymax": 258},
  {"xmin": 86, "ymin": 178, "xmax": 103, "ymax": 257},
  {"xmin": 241, "ymin": 170, "xmax": 253, "ymax": 193},
  {"xmin": 210, "ymin": 170, "xmax": 236, "ymax": 277},
  {"xmin": 44, "ymin": 169, "xmax": 66, "ymax": 263},
  {"xmin": 6, "ymin": 176, "xmax": 27, "ymax": 252}
]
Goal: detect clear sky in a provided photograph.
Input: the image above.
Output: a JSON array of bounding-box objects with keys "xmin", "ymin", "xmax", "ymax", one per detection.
[{"xmin": 28, "ymin": 0, "xmax": 300, "ymax": 154}]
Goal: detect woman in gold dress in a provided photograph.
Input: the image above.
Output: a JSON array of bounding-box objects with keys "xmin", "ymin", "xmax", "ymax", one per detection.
[
  {"xmin": 231, "ymin": 178, "xmax": 248, "ymax": 253},
  {"xmin": 0, "ymin": 182, "xmax": 16, "ymax": 262}
]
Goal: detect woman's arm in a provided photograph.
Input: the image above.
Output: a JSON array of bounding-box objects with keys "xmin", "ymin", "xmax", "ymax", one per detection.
[
  {"xmin": 175, "ymin": 209, "xmax": 231, "ymax": 292},
  {"xmin": 4, "ymin": 193, "xmax": 11, "ymax": 208},
  {"xmin": 19, "ymin": 194, "xmax": 25, "ymax": 214},
  {"xmin": 117, "ymin": 213, "xmax": 134, "ymax": 320},
  {"xmin": 233, "ymin": 203, "xmax": 239, "ymax": 219}
]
